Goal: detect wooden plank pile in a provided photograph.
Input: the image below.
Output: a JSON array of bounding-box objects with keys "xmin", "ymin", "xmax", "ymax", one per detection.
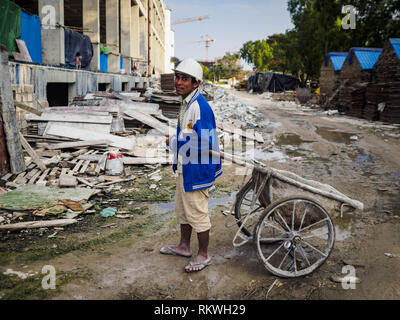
[
  {"xmin": 161, "ymin": 73, "xmax": 176, "ymax": 92},
  {"xmin": 145, "ymin": 91, "xmax": 182, "ymax": 118},
  {"xmin": 380, "ymin": 82, "xmax": 400, "ymax": 123},
  {"xmin": 338, "ymin": 86, "xmax": 352, "ymax": 113},
  {"xmin": 367, "ymin": 39, "xmax": 400, "ymax": 123},
  {"xmin": 364, "ymin": 83, "xmax": 386, "ymax": 121},
  {"xmin": 348, "ymin": 83, "xmax": 368, "ymax": 118}
]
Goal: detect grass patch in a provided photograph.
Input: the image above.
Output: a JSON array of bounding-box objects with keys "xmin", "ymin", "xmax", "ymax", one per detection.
[
  {"xmin": 0, "ymin": 268, "xmax": 92, "ymax": 300},
  {"xmin": 0, "ymin": 212, "xmax": 172, "ymax": 266}
]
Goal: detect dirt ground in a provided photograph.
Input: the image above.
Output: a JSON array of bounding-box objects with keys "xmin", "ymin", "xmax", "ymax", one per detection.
[{"xmin": 1, "ymin": 90, "xmax": 400, "ymax": 300}]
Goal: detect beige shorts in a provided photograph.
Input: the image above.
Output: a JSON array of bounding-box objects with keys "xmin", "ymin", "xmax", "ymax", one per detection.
[{"xmin": 175, "ymin": 174, "xmax": 211, "ymax": 233}]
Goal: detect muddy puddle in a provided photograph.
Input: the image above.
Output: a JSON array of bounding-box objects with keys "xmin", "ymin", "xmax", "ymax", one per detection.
[
  {"xmin": 315, "ymin": 127, "xmax": 358, "ymax": 145},
  {"xmin": 275, "ymin": 133, "xmax": 314, "ymax": 147},
  {"xmin": 241, "ymin": 149, "xmax": 288, "ymax": 162},
  {"xmin": 375, "ymin": 192, "xmax": 400, "ymax": 217},
  {"xmin": 333, "ymin": 213, "xmax": 358, "ymax": 241}
]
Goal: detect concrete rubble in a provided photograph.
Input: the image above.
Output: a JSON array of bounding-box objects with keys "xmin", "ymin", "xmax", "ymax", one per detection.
[{"xmin": 0, "ymin": 78, "xmax": 268, "ymax": 231}]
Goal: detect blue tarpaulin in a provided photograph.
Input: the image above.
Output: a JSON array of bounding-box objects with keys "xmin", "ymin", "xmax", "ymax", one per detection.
[
  {"xmin": 100, "ymin": 53, "xmax": 108, "ymax": 72},
  {"xmin": 0, "ymin": 0, "xmax": 21, "ymax": 56},
  {"xmin": 20, "ymin": 10, "xmax": 42, "ymax": 64},
  {"xmin": 120, "ymin": 56, "xmax": 123, "ymax": 70}
]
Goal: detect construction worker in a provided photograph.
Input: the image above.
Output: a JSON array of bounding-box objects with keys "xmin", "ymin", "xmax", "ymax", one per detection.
[{"xmin": 160, "ymin": 58, "xmax": 222, "ymax": 273}]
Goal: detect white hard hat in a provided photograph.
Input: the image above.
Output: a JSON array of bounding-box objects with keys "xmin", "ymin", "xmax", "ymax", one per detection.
[{"xmin": 173, "ymin": 58, "xmax": 203, "ymax": 82}]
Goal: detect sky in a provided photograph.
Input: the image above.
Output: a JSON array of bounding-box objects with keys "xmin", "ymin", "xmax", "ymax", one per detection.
[{"xmin": 165, "ymin": 0, "xmax": 294, "ymax": 69}]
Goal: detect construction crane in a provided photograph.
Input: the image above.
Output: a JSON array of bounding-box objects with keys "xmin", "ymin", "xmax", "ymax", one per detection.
[
  {"xmin": 172, "ymin": 15, "xmax": 210, "ymax": 25},
  {"xmin": 185, "ymin": 35, "xmax": 216, "ymax": 62}
]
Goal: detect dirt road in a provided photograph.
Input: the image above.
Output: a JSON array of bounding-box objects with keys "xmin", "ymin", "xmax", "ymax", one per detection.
[{"xmin": 1, "ymin": 90, "xmax": 400, "ymax": 300}]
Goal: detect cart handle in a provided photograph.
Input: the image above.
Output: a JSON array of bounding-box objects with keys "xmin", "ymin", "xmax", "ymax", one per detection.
[{"xmin": 211, "ymin": 150, "xmax": 364, "ymax": 212}]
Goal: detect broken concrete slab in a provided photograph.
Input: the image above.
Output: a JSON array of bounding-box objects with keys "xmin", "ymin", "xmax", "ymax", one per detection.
[
  {"xmin": 122, "ymin": 108, "xmax": 172, "ymax": 136},
  {"xmin": 59, "ymin": 175, "xmax": 78, "ymax": 187},
  {"xmin": 44, "ymin": 124, "xmax": 134, "ymax": 150}
]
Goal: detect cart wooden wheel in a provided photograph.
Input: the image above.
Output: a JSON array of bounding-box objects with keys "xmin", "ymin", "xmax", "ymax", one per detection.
[
  {"xmin": 234, "ymin": 180, "xmax": 266, "ymax": 237},
  {"xmin": 254, "ymin": 196, "xmax": 335, "ymax": 278}
]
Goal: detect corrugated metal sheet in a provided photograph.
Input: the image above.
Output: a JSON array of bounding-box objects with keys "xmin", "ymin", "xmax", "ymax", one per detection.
[
  {"xmin": 348, "ymin": 47, "xmax": 382, "ymax": 70},
  {"xmin": 331, "ymin": 55, "xmax": 347, "ymax": 71},
  {"xmin": 390, "ymin": 38, "xmax": 400, "ymax": 60},
  {"xmin": 324, "ymin": 52, "xmax": 347, "ymax": 71}
]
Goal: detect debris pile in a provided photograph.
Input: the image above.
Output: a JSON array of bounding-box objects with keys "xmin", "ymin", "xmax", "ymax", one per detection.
[
  {"xmin": 204, "ymin": 84, "xmax": 265, "ymax": 144},
  {"xmin": 0, "ymin": 85, "xmax": 177, "ymax": 230},
  {"xmin": 321, "ymin": 39, "xmax": 400, "ymax": 124},
  {"xmin": 0, "ymin": 77, "xmax": 268, "ymax": 231}
]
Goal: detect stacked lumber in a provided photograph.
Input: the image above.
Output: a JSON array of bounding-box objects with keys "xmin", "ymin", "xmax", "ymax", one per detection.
[
  {"xmin": 348, "ymin": 83, "xmax": 368, "ymax": 118},
  {"xmin": 338, "ymin": 86, "xmax": 352, "ymax": 113},
  {"xmin": 376, "ymin": 40, "xmax": 400, "ymax": 83},
  {"xmin": 370, "ymin": 39, "xmax": 400, "ymax": 123},
  {"xmin": 364, "ymin": 83, "xmax": 386, "ymax": 121},
  {"xmin": 380, "ymin": 82, "xmax": 400, "ymax": 123},
  {"xmin": 145, "ymin": 91, "xmax": 181, "ymax": 119},
  {"xmin": 161, "ymin": 74, "xmax": 176, "ymax": 92}
]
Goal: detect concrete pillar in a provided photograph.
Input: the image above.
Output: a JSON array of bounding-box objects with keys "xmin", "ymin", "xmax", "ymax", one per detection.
[
  {"xmin": 83, "ymin": 0, "xmax": 100, "ymax": 71},
  {"xmin": 106, "ymin": 0, "xmax": 120, "ymax": 73},
  {"xmin": 131, "ymin": 5, "xmax": 140, "ymax": 60},
  {"xmin": 39, "ymin": 0, "xmax": 65, "ymax": 66},
  {"xmin": 120, "ymin": 0, "xmax": 131, "ymax": 73},
  {"xmin": 139, "ymin": 15, "xmax": 147, "ymax": 61}
]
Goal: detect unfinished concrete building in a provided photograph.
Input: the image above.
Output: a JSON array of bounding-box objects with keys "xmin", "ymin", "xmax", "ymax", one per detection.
[{"xmin": 2, "ymin": 0, "xmax": 173, "ymax": 108}]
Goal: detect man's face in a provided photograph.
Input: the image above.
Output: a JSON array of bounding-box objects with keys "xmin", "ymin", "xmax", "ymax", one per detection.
[{"xmin": 175, "ymin": 73, "xmax": 199, "ymax": 99}]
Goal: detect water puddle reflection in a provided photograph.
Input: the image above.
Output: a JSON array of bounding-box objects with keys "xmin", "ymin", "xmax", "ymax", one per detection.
[{"xmin": 315, "ymin": 127, "xmax": 357, "ymax": 145}]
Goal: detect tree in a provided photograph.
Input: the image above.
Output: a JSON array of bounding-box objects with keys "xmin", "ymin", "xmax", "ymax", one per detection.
[
  {"xmin": 239, "ymin": 40, "xmax": 274, "ymax": 72},
  {"xmin": 202, "ymin": 52, "xmax": 242, "ymax": 81},
  {"xmin": 200, "ymin": 63, "xmax": 211, "ymax": 81},
  {"xmin": 238, "ymin": 0, "xmax": 399, "ymax": 84}
]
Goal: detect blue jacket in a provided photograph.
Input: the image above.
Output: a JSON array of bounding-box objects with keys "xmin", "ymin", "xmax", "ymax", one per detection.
[{"xmin": 170, "ymin": 89, "xmax": 222, "ymax": 192}]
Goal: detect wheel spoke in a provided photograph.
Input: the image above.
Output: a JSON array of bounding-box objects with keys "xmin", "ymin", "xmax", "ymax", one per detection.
[
  {"xmin": 266, "ymin": 242, "xmax": 285, "ymax": 262},
  {"xmin": 291, "ymin": 201, "xmax": 296, "ymax": 231},
  {"xmin": 259, "ymin": 237, "xmax": 287, "ymax": 242},
  {"xmin": 298, "ymin": 204, "xmax": 309, "ymax": 231},
  {"xmin": 301, "ymin": 240, "xmax": 327, "ymax": 258},
  {"xmin": 278, "ymin": 249, "xmax": 291, "ymax": 269},
  {"xmin": 299, "ymin": 218, "xmax": 329, "ymax": 233},
  {"xmin": 275, "ymin": 209, "xmax": 291, "ymax": 231},
  {"xmin": 293, "ymin": 249, "xmax": 298, "ymax": 275},
  {"xmin": 298, "ymin": 245, "xmax": 311, "ymax": 267},
  {"xmin": 263, "ymin": 221, "xmax": 287, "ymax": 234}
]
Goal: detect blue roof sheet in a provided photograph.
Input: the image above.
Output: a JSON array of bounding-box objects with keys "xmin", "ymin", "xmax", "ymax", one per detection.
[
  {"xmin": 390, "ymin": 38, "xmax": 400, "ymax": 60},
  {"xmin": 324, "ymin": 52, "xmax": 347, "ymax": 71},
  {"xmin": 331, "ymin": 55, "xmax": 347, "ymax": 71},
  {"xmin": 348, "ymin": 47, "xmax": 382, "ymax": 70}
]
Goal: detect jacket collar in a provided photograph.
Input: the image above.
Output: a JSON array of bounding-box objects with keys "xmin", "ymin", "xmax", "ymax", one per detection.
[{"xmin": 183, "ymin": 88, "xmax": 200, "ymax": 107}]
